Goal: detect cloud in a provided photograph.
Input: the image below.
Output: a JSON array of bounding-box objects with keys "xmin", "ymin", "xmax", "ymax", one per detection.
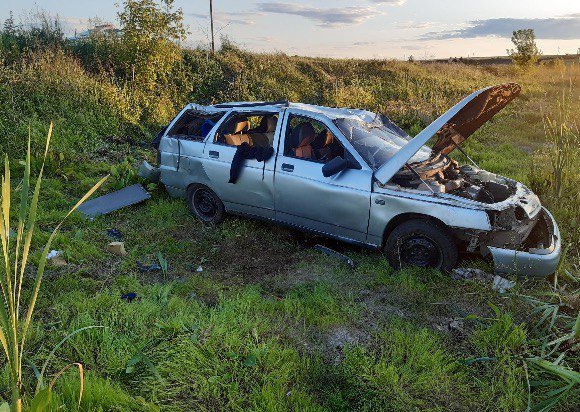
[
  {"xmin": 396, "ymin": 21, "xmax": 433, "ymax": 30},
  {"xmin": 353, "ymin": 41, "xmax": 376, "ymax": 46},
  {"xmin": 257, "ymin": 3, "xmax": 379, "ymax": 27},
  {"xmin": 188, "ymin": 11, "xmax": 263, "ymax": 26},
  {"xmin": 369, "ymin": 0, "xmax": 407, "ymax": 4},
  {"xmin": 422, "ymin": 14, "xmax": 580, "ymax": 40}
]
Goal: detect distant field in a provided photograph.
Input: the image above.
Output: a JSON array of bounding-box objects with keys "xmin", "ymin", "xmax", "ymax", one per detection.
[
  {"xmin": 0, "ymin": 45, "xmax": 578, "ymax": 410},
  {"xmin": 428, "ymin": 53, "xmax": 580, "ymax": 65}
]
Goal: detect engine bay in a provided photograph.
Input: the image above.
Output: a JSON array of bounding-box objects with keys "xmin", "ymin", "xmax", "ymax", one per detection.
[{"xmin": 388, "ymin": 154, "xmax": 517, "ymax": 204}]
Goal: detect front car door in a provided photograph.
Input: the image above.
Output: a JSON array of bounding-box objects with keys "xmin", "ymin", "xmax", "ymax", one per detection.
[
  {"xmin": 274, "ymin": 109, "xmax": 373, "ymax": 244},
  {"xmin": 202, "ymin": 109, "xmax": 282, "ymax": 219}
]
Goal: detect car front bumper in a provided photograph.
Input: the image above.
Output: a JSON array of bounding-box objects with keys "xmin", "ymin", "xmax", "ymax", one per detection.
[{"xmin": 486, "ymin": 208, "xmax": 561, "ymax": 278}]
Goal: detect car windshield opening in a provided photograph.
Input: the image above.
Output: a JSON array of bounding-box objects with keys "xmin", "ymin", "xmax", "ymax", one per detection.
[{"xmin": 334, "ymin": 115, "xmax": 432, "ymax": 171}]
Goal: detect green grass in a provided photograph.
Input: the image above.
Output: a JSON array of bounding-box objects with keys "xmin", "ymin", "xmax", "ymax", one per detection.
[{"xmin": 0, "ymin": 44, "xmax": 578, "ymax": 410}]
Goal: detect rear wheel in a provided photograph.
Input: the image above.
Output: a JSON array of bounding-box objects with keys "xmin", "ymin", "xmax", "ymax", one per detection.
[
  {"xmin": 383, "ymin": 219, "xmax": 457, "ymax": 272},
  {"xmin": 187, "ymin": 185, "xmax": 225, "ymax": 225}
]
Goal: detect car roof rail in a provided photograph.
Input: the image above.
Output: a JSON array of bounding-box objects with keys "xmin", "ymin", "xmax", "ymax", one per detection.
[{"xmin": 213, "ymin": 99, "xmax": 289, "ymax": 109}]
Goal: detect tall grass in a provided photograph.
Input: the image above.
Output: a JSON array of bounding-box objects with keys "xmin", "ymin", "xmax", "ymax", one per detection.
[
  {"xmin": 0, "ymin": 124, "xmax": 106, "ymax": 411},
  {"xmin": 466, "ymin": 301, "xmax": 579, "ymax": 411},
  {"xmin": 541, "ymin": 80, "xmax": 579, "ymax": 198}
]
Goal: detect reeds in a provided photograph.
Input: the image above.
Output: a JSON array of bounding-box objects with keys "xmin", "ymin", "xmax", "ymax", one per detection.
[{"xmin": 0, "ymin": 123, "xmax": 106, "ymax": 411}]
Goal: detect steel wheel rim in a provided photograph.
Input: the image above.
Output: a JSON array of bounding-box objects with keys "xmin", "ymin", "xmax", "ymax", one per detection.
[
  {"xmin": 194, "ymin": 188, "xmax": 218, "ymax": 219},
  {"xmin": 398, "ymin": 234, "xmax": 443, "ymax": 268}
]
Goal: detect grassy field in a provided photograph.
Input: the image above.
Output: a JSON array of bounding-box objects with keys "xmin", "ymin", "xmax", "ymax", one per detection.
[{"xmin": 0, "ymin": 44, "xmax": 578, "ymax": 410}]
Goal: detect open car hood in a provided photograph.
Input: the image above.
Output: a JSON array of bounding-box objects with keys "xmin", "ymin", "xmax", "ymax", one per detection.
[{"xmin": 374, "ymin": 83, "xmax": 521, "ymax": 185}]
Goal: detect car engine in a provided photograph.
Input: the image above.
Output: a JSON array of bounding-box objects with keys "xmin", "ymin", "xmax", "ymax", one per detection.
[{"xmin": 389, "ymin": 154, "xmax": 516, "ymax": 204}]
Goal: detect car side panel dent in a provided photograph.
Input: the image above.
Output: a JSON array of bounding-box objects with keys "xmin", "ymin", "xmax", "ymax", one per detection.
[
  {"xmin": 367, "ymin": 191, "xmax": 491, "ymax": 246},
  {"xmin": 159, "ymin": 138, "xmax": 211, "ymax": 198}
]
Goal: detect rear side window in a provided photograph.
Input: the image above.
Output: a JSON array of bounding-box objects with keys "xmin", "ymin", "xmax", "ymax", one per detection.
[
  {"xmin": 214, "ymin": 111, "xmax": 279, "ymax": 148},
  {"xmin": 167, "ymin": 110, "xmax": 225, "ymax": 140}
]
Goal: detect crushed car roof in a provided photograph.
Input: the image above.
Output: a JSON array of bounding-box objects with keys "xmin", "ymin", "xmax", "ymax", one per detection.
[{"xmin": 190, "ymin": 100, "xmax": 380, "ymax": 120}]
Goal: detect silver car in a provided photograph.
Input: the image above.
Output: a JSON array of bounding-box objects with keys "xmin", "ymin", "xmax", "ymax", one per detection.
[{"xmin": 145, "ymin": 83, "xmax": 561, "ymax": 278}]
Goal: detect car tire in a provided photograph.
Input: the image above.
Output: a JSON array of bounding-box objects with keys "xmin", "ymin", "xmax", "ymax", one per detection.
[
  {"xmin": 187, "ymin": 184, "xmax": 225, "ymax": 225},
  {"xmin": 383, "ymin": 219, "xmax": 458, "ymax": 272}
]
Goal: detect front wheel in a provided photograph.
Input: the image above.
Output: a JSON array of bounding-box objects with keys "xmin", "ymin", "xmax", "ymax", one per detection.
[
  {"xmin": 383, "ymin": 219, "xmax": 457, "ymax": 272},
  {"xmin": 187, "ymin": 185, "xmax": 225, "ymax": 225}
]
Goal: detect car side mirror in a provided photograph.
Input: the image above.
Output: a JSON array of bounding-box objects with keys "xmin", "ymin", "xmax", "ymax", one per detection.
[{"xmin": 322, "ymin": 156, "xmax": 348, "ymax": 177}]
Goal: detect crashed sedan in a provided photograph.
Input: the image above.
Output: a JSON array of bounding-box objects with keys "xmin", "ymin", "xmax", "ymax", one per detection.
[{"xmin": 143, "ymin": 83, "xmax": 561, "ymax": 278}]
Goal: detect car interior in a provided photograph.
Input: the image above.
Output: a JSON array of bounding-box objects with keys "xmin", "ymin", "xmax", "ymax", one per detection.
[
  {"xmin": 284, "ymin": 115, "xmax": 344, "ymax": 162},
  {"xmin": 167, "ymin": 110, "xmax": 225, "ymax": 140},
  {"xmin": 215, "ymin": 113, "xmax": 278, "ymax": 148}
]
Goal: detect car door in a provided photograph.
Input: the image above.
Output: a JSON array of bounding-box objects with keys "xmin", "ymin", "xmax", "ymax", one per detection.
[
  {"xmin": 159, "ymin": 105, "xmax": 226, "ymax": 197},
  {"xmin": 202, "ymin": 110, "xmax": 281, "ymax": 219},
  {"xmin": 274, "ymin": 110, "xmax": 373, "ymax": 243}
]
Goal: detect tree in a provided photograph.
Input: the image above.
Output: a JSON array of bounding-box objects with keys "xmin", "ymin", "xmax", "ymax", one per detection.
[
  {"xmin": 117, "ymin": 0, "xmax": 187, "ymax": 90},
  {"xmin": 3, "ymin": 11, "xmax": 16, "ymax": 36},
  {"xmin": 508, "ymin": 29, "xmax": 540, "ymax": 68}
]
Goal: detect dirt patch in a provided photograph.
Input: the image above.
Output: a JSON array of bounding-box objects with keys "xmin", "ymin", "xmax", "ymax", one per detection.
[
  {"xmin": 428, "ymin": 316, "xmax": 466, "ymax": 342},
  {"xmin": 356, "ymin": 288, "xmax": 409, "ymax": 320},
  {"xmin": 207, "ymin": 234, "xmax": 300, "ymax": 285},
  {"xmin": 323, "ymin": 325, "xmax": 371, "ymax": 365}
]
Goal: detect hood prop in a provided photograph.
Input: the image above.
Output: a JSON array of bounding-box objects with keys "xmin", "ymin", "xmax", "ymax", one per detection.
[
  {"xmin": 451, "ymin": 139, "xmax": 479, "ymax": 168},
  {"xmin": 405, "ymin": 163, "xmax": 437, "ymax": 196}
]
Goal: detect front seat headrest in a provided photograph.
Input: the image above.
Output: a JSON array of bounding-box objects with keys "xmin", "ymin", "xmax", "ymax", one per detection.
[
  {"xmin": 289, "ymin": 122, "xmax": 315, "ymax": 149},
  {"xmin": 263, "ymin": 115, "xmax": 278, "ymax": 133},
  {"xmin": 255, "ymin": 115, "xmax": 278, "ymax": 133},
  {"xmin": 229, "ymin": 118, "xmax": 249, "ymax": 134},
  {"xmin": 311, "ymin": 129, "xmax": 332, "ymax": 150}
]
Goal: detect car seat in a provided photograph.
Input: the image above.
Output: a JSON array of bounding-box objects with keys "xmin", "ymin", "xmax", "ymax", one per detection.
[
  {"xmin": 224, "ymin": 118, "xmax": 252, "ymax": 146},
  {"xmin": 249, "ymin": 115, "xmax": 278, "ymax": 147},
  {"xmin": 290, "ymin": 122, "xmax": 316, "ymax": 159},
  {"xmin": 311, "ymin": 129, "xmax": 336, "ymax": 161}
]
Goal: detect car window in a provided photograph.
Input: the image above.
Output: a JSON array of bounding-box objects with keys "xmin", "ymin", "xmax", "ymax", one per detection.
[
  {"xmin": 167, "ymin": 110, "xmax": 224, "ymax": 140},
  {"xmin": 214, "ymin": 112, "xmax": 278, "ymax": 148},
  {"xmin": 283, "ymin": 114, "xmax": 344, "ymax": 163}
]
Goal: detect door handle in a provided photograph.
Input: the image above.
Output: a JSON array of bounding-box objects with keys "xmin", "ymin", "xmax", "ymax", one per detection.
[
  {"xmin": 281, "ymin": 163, "xmax": 294, "ymax": 172},
  {"xmin": 209, "ymin": 150, "xmax": 219, "ymax": 159}
]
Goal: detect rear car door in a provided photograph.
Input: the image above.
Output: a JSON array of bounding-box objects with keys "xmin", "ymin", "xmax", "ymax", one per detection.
[
  {"xmin": 274, "ymin": 109, "xmax": 373, "ymax": 243},
  {"xmin": 202, "ymin": 110, "xmax": 281, "ymax": 219},
  {"xmin": 159, "ymin": 105, "xmax": 226, "ymax": 197}
]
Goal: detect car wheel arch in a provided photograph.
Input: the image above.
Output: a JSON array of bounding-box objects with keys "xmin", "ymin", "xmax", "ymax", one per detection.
[{"xmin": 382, "ymin": 213, "xmax": 455, "ymax": 246}]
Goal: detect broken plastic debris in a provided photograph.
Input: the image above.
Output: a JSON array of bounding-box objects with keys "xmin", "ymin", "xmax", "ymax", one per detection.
[
  {"xmin": 492, "ymin": 275, "xmax": 516, "ymax": 293},
  {"xmin": 77, "ymin": 184, "xmax": 151, "ymax": 218},
  {"xmin": 47, "ymin": 250, "xmax": 61, "ymax": 260},
  {"xmin": 196, "ymin": 265, "xmax": 203, "ymax": 272},
  {"xmin": 107, "ymin": 242, "xmax": 127, "ymax": 256},
  {"xmin": 138, "ymin": 161, "xmax": 160, "ymax": 183},
  {"xmin": 121, "ymin": 292, "xmax": 137, "ymax": 302},
  {"xmin": 451, "ymin": 267, "xmax": 515, "ymax": 292},
  {"xmin": 47, "ymin": 250, "xmax": 67, "ymax": 267},
  {"xmin": 136, "ymin": 260, "xmax": 172, "ymax": 273},
  {"xmin": 136, "ymin": 261, "xmax": 162, "ymax": 272},
  {"xmin": 451, "ymin": 267, "xmax": 493, "ymax": 282},
  {"xmin": 107, "ymin": 228, "xmax": 123, "ymax": 241},
  {"xmin": 313, "ymin": 244, "xmax": 355, "ymax": 268}
]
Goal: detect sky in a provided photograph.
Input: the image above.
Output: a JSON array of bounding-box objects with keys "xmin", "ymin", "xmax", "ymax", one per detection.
[{"xmin": 1, "ymin": 0, "xmax": 579, "ymax": 59}]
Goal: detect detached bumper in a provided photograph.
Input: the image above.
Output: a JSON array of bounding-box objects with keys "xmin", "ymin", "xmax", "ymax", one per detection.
[{"xmin": 486, "ymin": 208, "xmax": 561, "ymax": 278}]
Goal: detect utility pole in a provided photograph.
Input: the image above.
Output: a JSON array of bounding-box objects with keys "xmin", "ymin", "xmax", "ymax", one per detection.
[{"xmin": 209, "ymin": 0, "xmax": 215, "ymax": 54}]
